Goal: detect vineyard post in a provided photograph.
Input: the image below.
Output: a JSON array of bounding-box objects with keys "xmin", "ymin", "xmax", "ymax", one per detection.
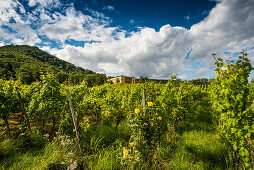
[
  {"xmin": 15, "ymin": 87, "xmax": 31, "ymax": 130},
  {"xmin": 142, "ymin": 89, "xmax": 146, "ymax": 110},
  {"xmin": 66, "ymin": 89, "xmax": 82, "ymax": 152}
]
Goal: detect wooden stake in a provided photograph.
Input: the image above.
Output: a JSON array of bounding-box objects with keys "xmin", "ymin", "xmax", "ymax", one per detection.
[
  {"xmin": 15, "ymin": 87, "xmax": 31, "ymax": 130},
  {"xmin": 143, "ymin": 89, "xmax": 146, "ymax": 110},
  {"xmin": 66, "ymin": 89, "xmax": 82, "ymax": 152}
]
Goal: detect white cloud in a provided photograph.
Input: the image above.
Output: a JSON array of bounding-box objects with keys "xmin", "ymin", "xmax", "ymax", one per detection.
[
  {"xmin": 0, "ymin": 0, "xmax": 42, "ymax": 45},
  {"xmin": 53, "ymin": 25, "xmax": 192, "ymax": 78},
  {"xmin": 0, "ymin": 0, "xmax": 122, "ymax": 45},
  {"xmin": 39, "ymin": 6, "xmax": 123, "ymax": 43},
  {"xmin": 195, "ymin": 67, "xmax": 209, "ymax": 77},
  {"xmin": 103, "ymin": 5, "xmax": 115, "ymax": 11},
  {"xmin": 8, "ymin": 23, "xmax": 41, "ymax": 44},
  {"xmin": 39, "ymin": 46, "xmax": 59, "ymax": 56},
  {"xmin": 0, "ymin": 0, "xmax": 26, "ymax": 24},
  {"xmin": 28, "ymin": 0, "xmax": 60, "ymax": 8},
  {"xmin": 84, "ymin": 7, "xmax": 108, "ymax": 19},
  {"xmin": 0, "ymin": 41, "xmax": 5, "ymax": 46},
  {"xmin": 189, "ymin": 0, "xmax": 254, "ymax": 66},
  {"xmin": 129, "ymin": 19, "xmax": 134, "ymax": 24},
  {"xmin": 178, "ymin": 74, "xmax": 187, "ymax": 80},
  {"xmin": 98, "ymin": 63, "xmax": 124, "ymax": 75},
  {"xmin": 184, "ymin": 15, "xmax": 190, "ymax": 20}
]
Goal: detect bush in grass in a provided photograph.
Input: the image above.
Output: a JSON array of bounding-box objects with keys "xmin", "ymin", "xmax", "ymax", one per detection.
[
  {"xmin": 43, "ymin": 132, "xmax": 79, "ymax": 169},
  {"xmin": 0, "ymin": 139, "xmax": 17, "ymax": 159},
  {"xmin": 14, "ymin": 131, "xmax": 45, "ymax": 152},
  {"xmin": 0, "ymin": 131, "xmax": 45, "ymax": 160},
  {"xmin": 126, "ymin": 102, "xmax": 167, "ymax": 166},
  {"xmin": 81, "ymin": 124, "xmax": 119, "ymax": 151}
]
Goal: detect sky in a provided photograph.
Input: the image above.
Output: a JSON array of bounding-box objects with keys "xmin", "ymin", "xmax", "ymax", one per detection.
[{"xmin": 0, "ymin": 0, "xmax": 254, "ymax": 80}]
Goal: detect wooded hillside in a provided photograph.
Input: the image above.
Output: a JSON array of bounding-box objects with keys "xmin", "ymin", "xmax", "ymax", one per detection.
[{"xmin": 0, "ymin": 45, "xmax": 106, "ymax": 85}]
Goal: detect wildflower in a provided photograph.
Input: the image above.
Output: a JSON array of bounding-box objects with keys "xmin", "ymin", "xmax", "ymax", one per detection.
[
  {"xmin": 68, "ymin": 160, "xmax": 78, "ymax": 170},
  {"xmin": 148, "ymin": 102, "xmax": 153, "ymax": 107},
  {"xmin": 123, "ymin": 148, "xmax": 128, "ymax": 158},
  {"xmin": 129, "ymin": 141, "xmax": 135, "ymax": 147},
  {"xmin": 134, "ymin": 108, "xmax": 140, "ymax": 114},
  {"xmin": 157, "ymin": 116, "xmax": 162, "ymax": 120},
  {"xmin": 61, "ymin": 141, "xmax": 66, "ymax": 146},
  {"xmin": 247, "ymin": 137, "xmax": 253, "ymax": 144}
]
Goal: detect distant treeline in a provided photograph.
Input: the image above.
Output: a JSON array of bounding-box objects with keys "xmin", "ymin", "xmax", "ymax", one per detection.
[{"xmin": 137, "ymin": 76, "xmax": 211, "ymax": 86}]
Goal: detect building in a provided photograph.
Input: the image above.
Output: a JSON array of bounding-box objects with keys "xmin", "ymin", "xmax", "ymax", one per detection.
[{"xmin": 108, "ymin": 75, "xmax": 135, "ymax": 84}]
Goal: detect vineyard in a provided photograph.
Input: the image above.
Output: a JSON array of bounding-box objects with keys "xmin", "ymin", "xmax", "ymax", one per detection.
[{"xmin": 0, "ymin": 53, "xmax": 254, "ymax": 169}]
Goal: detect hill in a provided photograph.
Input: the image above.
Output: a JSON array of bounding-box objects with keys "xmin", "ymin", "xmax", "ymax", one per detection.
[{"xmin": 0, "ymin": 45, "xmax": 104, "ymax": 84}]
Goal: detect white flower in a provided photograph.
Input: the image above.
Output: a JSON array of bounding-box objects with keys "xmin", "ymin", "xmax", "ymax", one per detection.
[
  {"xmin": 68, "ymin": 160, "xmax": 78, "ymax": 170},
  {"xmin": 61, "ymin": 141, "xmax": 65, "ymax": 146}
]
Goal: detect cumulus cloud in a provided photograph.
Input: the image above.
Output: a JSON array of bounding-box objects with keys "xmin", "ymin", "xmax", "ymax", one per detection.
[
  {"xmin": 28, "ymin": 0, "xmax": 60, "ymax": 8},
  {"xmin": 0, "ymin": 0, "xmax": 123, "ymax": 45},
  {"xmin": 189, "ymin": 0, "xmax": 254, "ymax": 66},
  {"xmin": 53, "ymin": 25, "xmax": 192, "ymax": 78},
  {"xmin": 53, "ymin": 0, "xmax": 254, "ymax": 78},
  {"xmin": 39, "ymin": 7, "xmax": 121, "ymax": 43},
  {"xmin": 0, "ymin": 0, "xmax": 26, "ymax": 23},
  {"xmin": 0, "ymin": 0, "xmax": 41, "ymax": 45}
]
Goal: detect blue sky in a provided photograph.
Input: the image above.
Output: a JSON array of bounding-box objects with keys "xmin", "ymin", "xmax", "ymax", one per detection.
[
  {"xmin": 0, "ymin": 0, "xmax": 254, "ymax": 79},
  {"xmin": 72, "ymin": 0, "xmax": 216, "ymax": 31}
]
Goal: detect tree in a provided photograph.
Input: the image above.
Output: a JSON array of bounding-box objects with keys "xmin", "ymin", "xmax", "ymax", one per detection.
[
  {"xmin": 56, "ymin": 71, "xmax": 69, "ymax": 84},
  {"xmin": 139, "ymin": 76, "xmax": 149, "ymax": 83},
  {"xmin": 84, "ymin": 74, "xmax": 107, "ymax": 87}
]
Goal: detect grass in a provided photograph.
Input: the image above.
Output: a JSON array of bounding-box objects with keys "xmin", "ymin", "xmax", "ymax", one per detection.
[
  {"xmin": 168, "ymin": 131, "xmax": 226, "ymax": 169},
  {"xmin": 166, "ymin": 97, "xmax": 230, "ymax": 170}
]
